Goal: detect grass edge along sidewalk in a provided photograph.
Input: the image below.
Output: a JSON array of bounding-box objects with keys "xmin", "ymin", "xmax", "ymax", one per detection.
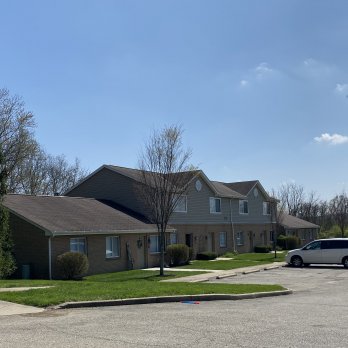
[{"xmin": 0, "ymin": 270, "xmax": 286, "ymax": 308}]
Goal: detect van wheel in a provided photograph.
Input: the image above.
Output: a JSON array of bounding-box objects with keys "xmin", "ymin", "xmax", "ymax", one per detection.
[
  {"xmin": 291, "ymin": 256, "xmax": 303, "ymax": 267},
  {"xmin": 343, "ymin": 257, "xmax": 348, "ymax": 269}
]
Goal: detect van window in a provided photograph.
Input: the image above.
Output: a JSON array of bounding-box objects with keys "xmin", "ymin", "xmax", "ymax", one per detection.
[
  {"xmin": 303, "ymin": 241, "xmax": 321, "ymax": 250},
  {"xmin": 322, "ymin": 240, "xmax": 348, "ymax": 249}
]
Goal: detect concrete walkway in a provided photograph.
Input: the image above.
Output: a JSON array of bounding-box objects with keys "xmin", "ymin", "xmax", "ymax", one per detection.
[
  {"xmin": 159, "ymin": 262, "xmax": 287, "ymax": 283},
  {"xmin": 0, "ymin": 300, "xmax": 44, "ymax": 316},
  {"xmin": 0, "ymin": 287, "xmax": 51, "ymax": 316}
]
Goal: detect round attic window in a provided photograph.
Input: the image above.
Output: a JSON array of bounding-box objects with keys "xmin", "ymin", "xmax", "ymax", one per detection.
[
  {"xmin": 253, "ymin": 188, "xmax": 258, "ymax": 197},
  {"xmin": 195, "ymin": 179, "xmax": 202, "ymax": 191}
]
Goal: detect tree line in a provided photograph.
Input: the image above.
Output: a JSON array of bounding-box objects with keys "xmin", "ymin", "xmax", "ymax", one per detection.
[
  {"xmin": 0, "ymin": 88, "xmax": 87, "ymax": 196},
  {"xmin": 275, "ymin": 182, "xmax": 348, "ymax": 237}
]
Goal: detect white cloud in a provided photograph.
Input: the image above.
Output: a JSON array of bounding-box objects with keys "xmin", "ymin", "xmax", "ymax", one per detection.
[
  {"xmin": 314, "ymin": 133, "xmax": 348, "ymax": 145},
  {"xmin": 239, "ymin": 62, "xmax": 276, "ymax": 87},
  {"xmin": 300, "ymin": 58, "xmax": 336, "ymax": 78},
  {"xmin": 335, "ymin": 83, "xmax": 348, "ymax": 95},
  {"xmin": 254, "ymin": 62, "xmax": 273, "ymax": 79}
]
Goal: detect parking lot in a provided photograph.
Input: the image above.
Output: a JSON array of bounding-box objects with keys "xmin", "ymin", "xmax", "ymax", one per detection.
[{"xmin": 0, "ymin": 265, "xmax": 347, "ymax": 347}]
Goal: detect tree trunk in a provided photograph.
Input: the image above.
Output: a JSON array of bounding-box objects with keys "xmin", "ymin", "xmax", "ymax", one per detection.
[{"xmin": 160, "ymin": 229, "xmax": 165, "ymax": 276}]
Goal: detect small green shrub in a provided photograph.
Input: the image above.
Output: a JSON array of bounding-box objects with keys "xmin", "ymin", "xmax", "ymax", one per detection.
[
  {"xmin": 165, "ymin": 244, "xmax": 189, "ymax": 267},
  {"xmin": 196, "ymin": 251, "xmax": 217, "ymax": 260},
  {"xmin": 254, "ymin": 245, "xmax": 272, "ymax": 253},
  {"xmin": 56, "ymin": 252, "xmax": 89, "ymax": 280},
  {"xmin": 277, "ymin": 235, "xmax": 300, "ymax": 250}
]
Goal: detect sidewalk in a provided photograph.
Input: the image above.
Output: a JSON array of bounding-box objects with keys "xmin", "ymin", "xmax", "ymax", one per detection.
[
  {"xmin": 159, "ymin": 262, "xmax": 287, "ymax": 283},
  {"xmin": 0, "ymin": 300, "xmax": 44, "ymax": 316}
]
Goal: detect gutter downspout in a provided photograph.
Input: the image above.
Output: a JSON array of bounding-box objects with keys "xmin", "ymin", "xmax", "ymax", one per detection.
[
  {"xmin": 48, "ymin": 237, "xmax": 52, "ymax": 280},
  {"xmin": 229, "ymin": 199, "xmax": 236, "ymax": 253}
]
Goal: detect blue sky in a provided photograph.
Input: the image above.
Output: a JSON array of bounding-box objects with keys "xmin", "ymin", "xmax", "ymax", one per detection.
[{"xmin": 1, "ymin": 0, "xmax": 348, "ymax": 199}]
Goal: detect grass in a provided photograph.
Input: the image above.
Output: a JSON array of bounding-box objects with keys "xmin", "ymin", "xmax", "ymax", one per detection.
[
  {"xmin": 0, "ymin": 270, "xmax": 284, "ymax": 307},
  {"xmin": 177, "ymin": 252, "xmax": 286, "ymax": 270}
]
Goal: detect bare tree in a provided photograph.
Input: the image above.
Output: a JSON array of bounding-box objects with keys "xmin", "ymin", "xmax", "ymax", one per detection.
[
  {"xmin": 269, "ymin": 189, "xmax": 286, "ymax": 258},
  {"xmin": 0, "ymin": 88, "xmax": 36, "ymax": 179},
  {"xmin": 329, "ymin": 192, "xmax": 348, "ymax": 238},
  {"xmin": 138, "ymin": 125, "xmax": 196, "ymax": 276},
  {"xmin": 7, "ymin": 146, "xmax": 87, "ymax": 195},
  {"xmin": 298, "ymin": 191, "xmax": 320, "ymax": 223},
  {"xmin": 279, "ymin": 182, "xmax": 304, "ymax": 216}
]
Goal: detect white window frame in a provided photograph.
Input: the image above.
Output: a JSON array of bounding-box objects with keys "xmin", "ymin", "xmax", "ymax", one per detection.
[
  {"xmin": 219, "ymin": 232, "xmax": 227, "ymax": 248},
  {"xmin": 210, "ymin": 197, "xmax": 222, "ymax": 214},
  {"xmin": 239, "ymin": 200, "xmax": 249, "ymax": 214},
  {"xmin": 70, "ymin": 237, "xmax": 86, "ymax": 254},
  {"xmin": 236, "ymin": 231, "xmax": 244, "ymax": 246},
  {"xmin": 149, "ymin": 235, "xmax": 160, "ymax": 253},
  {"xmin": 105, "ymin": 236, "xmax": 120, "ymax": 259},
  {"xmin": 263, "ymin": 202, "xmax": 271, "ymax": 215},
  {"xmin": 173, "ymin": 195, "xmax": 187, "ymax": 213}
]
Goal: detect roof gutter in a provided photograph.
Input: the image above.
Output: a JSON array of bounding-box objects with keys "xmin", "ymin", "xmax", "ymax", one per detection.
[{"xmin": 51, "ymin": 228, "xmax": 176, "ymax": 237}]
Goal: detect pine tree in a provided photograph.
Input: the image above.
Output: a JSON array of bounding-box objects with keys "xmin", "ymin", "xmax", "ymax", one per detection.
[{"xmin": 0, "ymin": 147, "xmax": 16, "ymax": 278}]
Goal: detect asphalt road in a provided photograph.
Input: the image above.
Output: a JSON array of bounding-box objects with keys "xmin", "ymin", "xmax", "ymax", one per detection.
[{"xmin": 1, "ymin": 266, "xmax": 347, "ymax": 348}]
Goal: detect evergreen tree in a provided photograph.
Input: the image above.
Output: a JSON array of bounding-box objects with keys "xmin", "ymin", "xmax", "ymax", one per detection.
[{"xmin": 0, "ymin": 147, "xmax": 16, "ymax": 278}]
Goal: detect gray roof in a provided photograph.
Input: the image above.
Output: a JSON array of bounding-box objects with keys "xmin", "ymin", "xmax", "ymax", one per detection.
[
  {"xmin": 210, "ymin": 181, "xmax": 246, "ymax": 199},
  {"xmin": 222, "ymin": 180, "xmax": 259, "ymax": 196},
  {"xmin": 4, "ymin": 194, "xmax": 160, "ymax": 236},
  {"xmin": 279, "ymin": 213, "xmax": 320, "ymax": 229}
]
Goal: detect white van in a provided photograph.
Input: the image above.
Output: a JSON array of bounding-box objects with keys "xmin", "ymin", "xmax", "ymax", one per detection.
[{"xmin": 286, "ymin": 238, "xmax": 348, "ymax": 268}]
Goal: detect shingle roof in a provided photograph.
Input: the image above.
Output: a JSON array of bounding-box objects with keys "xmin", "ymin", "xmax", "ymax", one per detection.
[
  {"xmin": 4, "ymin": 194, "xmax": 159, "ymax": 236},
  {"xmin": 210, "ymin": 181, "xmax": 246, "ymax": 199},
  {"xmin": 222, "ymin": 181, "xmax": 259, "ymax": 196},
  {"xmin": 279, "ymin": 213, "xmax": 320, "ymax": 229}
]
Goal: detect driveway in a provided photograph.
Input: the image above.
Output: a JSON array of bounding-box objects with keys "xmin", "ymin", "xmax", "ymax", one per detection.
[{"xmin": 0, "ymin": 266, "xmax": 347, "ymax": 347}]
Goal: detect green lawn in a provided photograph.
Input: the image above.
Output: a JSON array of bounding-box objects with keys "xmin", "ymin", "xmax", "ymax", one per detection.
[
  {"xmin": 177, "ymin": 252, "xmax": 285, "ymax": 270},
  {"xmin": 0, "ymin": 270, "xmax": 284, "ymax": 307}
]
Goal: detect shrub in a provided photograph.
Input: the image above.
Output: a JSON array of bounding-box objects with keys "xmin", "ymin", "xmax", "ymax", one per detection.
[
  {"xmin": 277, "ymin": 235, "xmax": 300, "ymax": 250},
  {"xmin": 254, "ymin": 245, "xmax": 272, "ymax": 253},
  {"xmin": 196, "ymin": 251, "xmax": 217, "ymax": 260},
  {"xmin": 56, "ymin": 252, "xmax": 89, "ymax": 280},
  {"xmin": 165, "ymin": 244, "xmax": 189, "ymax": 267}
]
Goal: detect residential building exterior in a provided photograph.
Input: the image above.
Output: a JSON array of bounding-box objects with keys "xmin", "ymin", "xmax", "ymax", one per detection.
[
  {"xmin": 66, "ymin": 165, "xmax": 278, "ymax": 256},
  {"xmin": 278, "ymin": 213, "xmax": 319, "ymax": 246},
  {"xmin": 4, "ymin": 194, "xmax": 172, "ymax": 279},
  {"xmin": 5, "ymin": 164, "xmax": 318, "ymax": 279}
]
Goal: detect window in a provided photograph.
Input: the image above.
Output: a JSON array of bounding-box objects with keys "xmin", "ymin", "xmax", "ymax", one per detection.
[
  {"xmin": 105, "ymin": 236, "xmax": 120, "ymax": 258},
  {"xmin": 70, "ymin": 238, "xmax": 86, "ymax": 254},
  {"xmin": 270, "ymin": 230, "xmax": 274, "ymax": 242},
  {"xmin": 210, "ymin": 197, "xmax": 221, "ymax": 213},
  {"xmin": 173, "ymin": 195, "xmax": 187, "ymax": 213},
  {"xmin": 303, "ymin": 241, "xmax": 321, "ymax": 250},
  {"xmin": 263, "ymin": 202, "xmax": 271, "ymax": 215},
  {"xmin": 149, "ymin": 235, "xmax": 160, "ymax": 253},
  {"xmin": 219, "ymin": 232, "xmax": 227, "ymax": 248},
  {"xmin": 239, "ymin": 200, "xmax": 248, "ymax": 214},
  {"xmin": 169, "ymin": 232, "xmax": 177, "ymax": 245},
  {"xmin": 236, "ymin": 231, "xmax": 244, "ymax": 246}
]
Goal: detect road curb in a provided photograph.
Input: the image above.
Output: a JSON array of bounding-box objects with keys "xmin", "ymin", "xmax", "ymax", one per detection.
[
  {"xmin": 216, "ymin": 273, "xmax": 237, "ymax": 279},
  {"xmin": 52, "ymin": 289, "xmax": 292, "ymax": 310},
  {"xmin": 242, "ymin": 269, "xmax": 261, "ymax": 275},
  {"xmin": 264, "ymin": 265, "xmax": 282, "ymax": 271}
]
